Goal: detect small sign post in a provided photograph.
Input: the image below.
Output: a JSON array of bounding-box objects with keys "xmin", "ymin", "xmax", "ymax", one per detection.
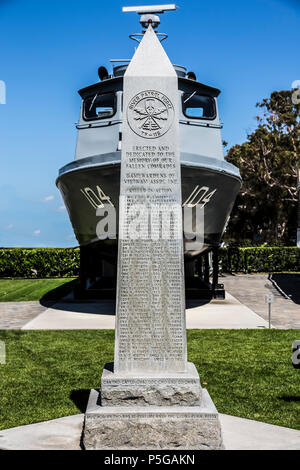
[{"xmin": 265, "ymin": 293, "xmax": 274, "ymax": 328}]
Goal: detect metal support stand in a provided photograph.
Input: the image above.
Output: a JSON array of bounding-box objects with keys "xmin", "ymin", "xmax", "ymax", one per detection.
[
  {"xmin": 204, "ymin": 253, "xmax": 210, "ymax": 284},
  {"xmin": 76, "ymin": 245, "xmax": 226, "ymax": 301},
  {"xmin": 212, "ymin": 247, "xmax": 225, "ymax": 299}
]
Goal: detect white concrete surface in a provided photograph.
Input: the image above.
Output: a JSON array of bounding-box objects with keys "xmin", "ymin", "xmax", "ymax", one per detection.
[
  {"xmin": 221, "ymin": 413, "xmax": 300, "ymax": 450},
  {"xmin": 22, "ymin": 293, "xmax": 269, "ymax": 330},
  {"xmin": 186, "ymin": 293, "xmax": 269, "ymax": 329},
  {"xmin": 22, "ymin": 301, "xmax": 116, "ymax": 330},
  {"xmin": 0, "ymin": 414, "xmax": 84, "ymax": 450},
  {"xmin": 1, "ymin": 412, "xmax": 299, "ymax": 450}
]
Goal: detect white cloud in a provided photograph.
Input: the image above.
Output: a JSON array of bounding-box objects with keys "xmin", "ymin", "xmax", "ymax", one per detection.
[
  {"xmin": 42, "ymin": 195, "xmax": 54, "ymax": 202},
  {"xmin": 56, "ymin": 205, "xmax": 66, "ymax": 212},
  {"xmin": 33, "ymin": 229, "xmax": 41, "ymax": 236},
  {"xmin": 4, "ymin": 224, "xmax": 13, "ymax": 230}
]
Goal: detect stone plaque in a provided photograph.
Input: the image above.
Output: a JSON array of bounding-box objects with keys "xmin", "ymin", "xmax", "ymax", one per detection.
[{"xmin": 114, "ymin": 26, "xmax": 187, "ymax": 373}]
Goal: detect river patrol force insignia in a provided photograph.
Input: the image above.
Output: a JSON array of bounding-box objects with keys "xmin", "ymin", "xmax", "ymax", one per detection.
[{"xmin": 127, "ymin": 90, "xmax": 174, "ymax": 139}]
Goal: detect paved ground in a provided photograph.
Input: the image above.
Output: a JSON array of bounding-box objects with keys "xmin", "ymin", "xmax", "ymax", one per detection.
[
  {"xmin": 1, "ymin": 274, "xmax": 299, "ymax": 329},
  {"xmin": 20, "ymin": 293, "xmax": 269, "ymax": 329},
  {"xmin": 1, "ymin": 412, "xmax": 300, "ymax": 450},
  {"xmin": 222, "ymin": 274, "xmax": 300, "ymax": 329},
  {"xmin": 0, "ymin": 301, "xmax": 52, "ymax": 329}
]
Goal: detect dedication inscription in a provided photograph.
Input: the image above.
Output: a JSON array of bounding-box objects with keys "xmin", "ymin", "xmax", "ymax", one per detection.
[{"xmin": 114, "ymin": 25, "xmax": 186, "ymax": 373}]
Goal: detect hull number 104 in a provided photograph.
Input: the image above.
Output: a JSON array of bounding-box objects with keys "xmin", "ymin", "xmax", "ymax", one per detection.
[{"xmin": 183, "ymin": 185, "xmax": 217, "ymax": 208}]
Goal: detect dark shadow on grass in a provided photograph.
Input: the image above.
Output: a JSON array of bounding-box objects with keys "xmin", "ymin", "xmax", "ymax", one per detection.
[
  {"xmin": 39, "ymin": 279, "xmax": 79, "ymax": 306},
  {"xmin": 278, "ymin": 395, "xmax": 300, "ymax": 402},
  {"xmin": 271, "ymin": 274, "xmax": 300, "ymax": 305},
  {"xmin": 42, "ymin": 299, "xmax": 116, "ymax": 315},
  {"xmin": 70, "ymin": 389, "xmax": 91, "ymax": 413},
  {"xmin": 39, "ymin": 277, "xmax": 212, "ymax": 314},
  {"xmin": 39, "ymin": 278, "xmax": 117, "ymax": 315}
]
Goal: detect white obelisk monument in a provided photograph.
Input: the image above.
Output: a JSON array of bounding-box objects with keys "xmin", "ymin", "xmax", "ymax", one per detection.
[
  {"xmin": 84, "ymin": 24, "xmax": 223, "ymax": 450},
  {"xmin": 115, "ymin": 24, "xmax": 186, "ymax": 374}
]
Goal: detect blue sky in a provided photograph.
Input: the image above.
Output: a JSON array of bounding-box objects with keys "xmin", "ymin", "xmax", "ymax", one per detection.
[{"xmin": 0, "ymin": 0, "xmax": 299, "ymax": 247}]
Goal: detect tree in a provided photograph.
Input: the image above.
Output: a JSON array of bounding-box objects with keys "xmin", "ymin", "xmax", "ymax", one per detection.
[{"xmin": 225, "ymin": 90, "xmax": 300, "ymax": 244}]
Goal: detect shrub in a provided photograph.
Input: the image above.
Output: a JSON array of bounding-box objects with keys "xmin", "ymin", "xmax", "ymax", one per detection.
[
  {"xmin": 0, "ymin": 248, "xmax": 80, "ymax": 278},
  {"xmin": 0, "ymin": 246, "xmax": 299, "ymax": 278},
  {"xmin": 219, "ymin": 247, "xmax": 300, "ymax": 273}
]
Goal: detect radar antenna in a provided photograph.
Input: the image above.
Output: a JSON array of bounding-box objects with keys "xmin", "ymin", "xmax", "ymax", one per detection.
[{"xmin": 122, "ymin": 4, "xmax": 178, "ymax": 42}]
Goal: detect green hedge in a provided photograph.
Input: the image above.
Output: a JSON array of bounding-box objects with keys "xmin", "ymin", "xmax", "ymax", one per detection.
[
  {"xmin": 219, "ymin": 247, "xmax": 300, "ymax": 273},
  {"xmin": 0, "ymin": 246, "xmax": 299, "ymax": 278},
  {"xmin": 0, "ymin": 248, "xmax": 80, "ymax": 278}
]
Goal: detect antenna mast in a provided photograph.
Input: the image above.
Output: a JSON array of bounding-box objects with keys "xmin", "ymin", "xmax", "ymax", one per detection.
[{"xmin": 122, "ymin": 4, "xmax": 178, "ymax": 33}]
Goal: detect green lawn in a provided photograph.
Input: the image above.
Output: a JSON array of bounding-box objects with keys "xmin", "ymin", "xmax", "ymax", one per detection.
[
  {"xmin": 0, "ymin": 330, "xmax": 299, "ymax": 430},
  {"xmin": 0, "ymin": 278, "xmax": 77, "ymax": 302}
]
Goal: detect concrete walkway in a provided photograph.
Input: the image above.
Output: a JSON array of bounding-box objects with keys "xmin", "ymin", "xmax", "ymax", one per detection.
[
  {"xmin": 21, "ymin": 293, "xmax": 269, "ymax": 330},
  {"xmin": 0, "ymin": 301, "xmax": 51, "ymax": 329},
  {"xmin": 1, "ymin": 412, "xmax": 299, "ymax": 450},
  {"xmin": 222, "ymin": 274, "xmax": 300, "ymax": 329}
]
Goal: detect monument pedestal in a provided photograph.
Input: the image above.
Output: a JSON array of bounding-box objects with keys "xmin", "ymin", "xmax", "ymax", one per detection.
[
  {"xmin": 101, "ymin": 362, "xmax": 201, "ymax": 407},
  {"xmin": 84, "ymin": 388, "xmax": 223, "ymax": 450},
  {"xmin": 83, "ymin": 361, "xmax": 223, "ymax": 450}
]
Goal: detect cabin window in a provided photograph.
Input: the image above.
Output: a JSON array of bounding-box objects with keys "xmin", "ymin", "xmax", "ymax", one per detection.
[
  {"xmin": 83, "ymin": 92, "xmax": 116, "ymax": 120},
  {"xmin": 182, "ymin": 93, "xmax": 216, "ymax": 120}
]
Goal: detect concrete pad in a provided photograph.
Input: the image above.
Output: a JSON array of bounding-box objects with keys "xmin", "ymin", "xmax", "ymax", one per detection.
[
  {"xmin": 22, "ymin": 293, "xmax": 268, "ymax": 330},
  {"xmin": 0, "ymin": 414, "xmax": 84, "ymax": 450},
  {"xmin": 1, "ymin": 412, "xmax": 300, "ymax": 450},
  {"xmin": 186, "ymin": 293, "xmax": 269, "ymax": 329},
  {"xmin": 220, "ymin": 414, "xmax": 300, "ymax": 450},
  {"xmin": 22, "ymin": 301, "xmax": 116, "ymax": 330}
]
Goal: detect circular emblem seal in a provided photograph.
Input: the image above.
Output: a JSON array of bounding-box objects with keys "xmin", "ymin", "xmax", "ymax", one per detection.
[{"xmin": 127, "ymin": 90, "xmax": 174, "ymax": 139}]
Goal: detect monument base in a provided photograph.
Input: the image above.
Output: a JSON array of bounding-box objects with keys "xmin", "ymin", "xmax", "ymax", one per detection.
[
  {"xmin": 101, "ymin": 362, "xmax": 201, "ymax": 407},
  {"xmin": 83, "ymin": 388, "xmax": 223, "ymax": 450}
]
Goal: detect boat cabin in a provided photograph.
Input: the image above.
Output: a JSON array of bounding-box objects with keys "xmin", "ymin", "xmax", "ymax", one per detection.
[{"xmin": 75, "ymin": 64, "xmax": 224, "ymax": 162}]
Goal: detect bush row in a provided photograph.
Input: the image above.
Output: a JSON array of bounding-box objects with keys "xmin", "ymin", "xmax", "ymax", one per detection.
[
  {"xmin": 0, "ymin": 247, "xmax": 299, "ymax": 278},
  {"xmin": 0, "ymin": 248, "xmax": 80, "ymax": 278},
  {"xmin": 219, "ymin": 247, "xmax": 300, "ymax": 273}
]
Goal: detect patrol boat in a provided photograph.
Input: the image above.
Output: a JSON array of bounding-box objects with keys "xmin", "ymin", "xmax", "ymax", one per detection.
[{"xmin": 56, "ymin": 4, "xmax": 241, "ymax": 298}]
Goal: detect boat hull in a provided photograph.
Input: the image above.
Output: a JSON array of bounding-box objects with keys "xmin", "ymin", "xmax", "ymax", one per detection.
[{"xmin": 57, "ymin": 152, "xmax": 241, "ymax": 263}]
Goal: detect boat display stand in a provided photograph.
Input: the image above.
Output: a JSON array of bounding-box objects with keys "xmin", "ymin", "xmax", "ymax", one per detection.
[{"xmin": 75, "ymin": 244, "xmax": 225, "ymax": 301}]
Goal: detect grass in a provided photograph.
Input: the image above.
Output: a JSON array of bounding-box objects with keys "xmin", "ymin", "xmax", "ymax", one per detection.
[
  {"xmin": 0, "ymin": 330, "xmax": 299, "ymax": 431},
  {"xmin": 0, "ymin": 278, "xmax": 77, "ymax": 302}
]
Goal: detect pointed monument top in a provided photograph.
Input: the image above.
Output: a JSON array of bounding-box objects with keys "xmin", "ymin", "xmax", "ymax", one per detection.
[{"xmin": 125, "ymin": 25, "xmax": 176, "ymax": 77}]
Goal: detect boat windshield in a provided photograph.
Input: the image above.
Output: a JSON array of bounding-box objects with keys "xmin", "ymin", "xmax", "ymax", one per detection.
[
  {"xmin": 182, "ymin": 93, "xmax": 216, "ymax": 120},
  {"xmin": 83, "ymin": 92, "xmax": 116, "ymax": 120}
]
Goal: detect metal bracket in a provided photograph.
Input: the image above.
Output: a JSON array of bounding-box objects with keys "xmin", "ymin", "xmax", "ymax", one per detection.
[{"xmin": 129, "ymin": 33, "xmax": 168, "ymax": 43}]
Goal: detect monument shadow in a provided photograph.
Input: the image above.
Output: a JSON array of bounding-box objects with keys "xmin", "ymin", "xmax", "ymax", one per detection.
[{"xmin": 271, "ymin": 274, "xmax": 300, "ymax": 305}]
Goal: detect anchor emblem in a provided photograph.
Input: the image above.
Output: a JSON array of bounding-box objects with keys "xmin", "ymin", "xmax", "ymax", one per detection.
[
  {"xmin": 127, "ymin": 90, "xmax": 174, "ymax": 139},
  {"xmin": 134, "ymin": 98, "xmax": 168, "ymax": 131}
]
